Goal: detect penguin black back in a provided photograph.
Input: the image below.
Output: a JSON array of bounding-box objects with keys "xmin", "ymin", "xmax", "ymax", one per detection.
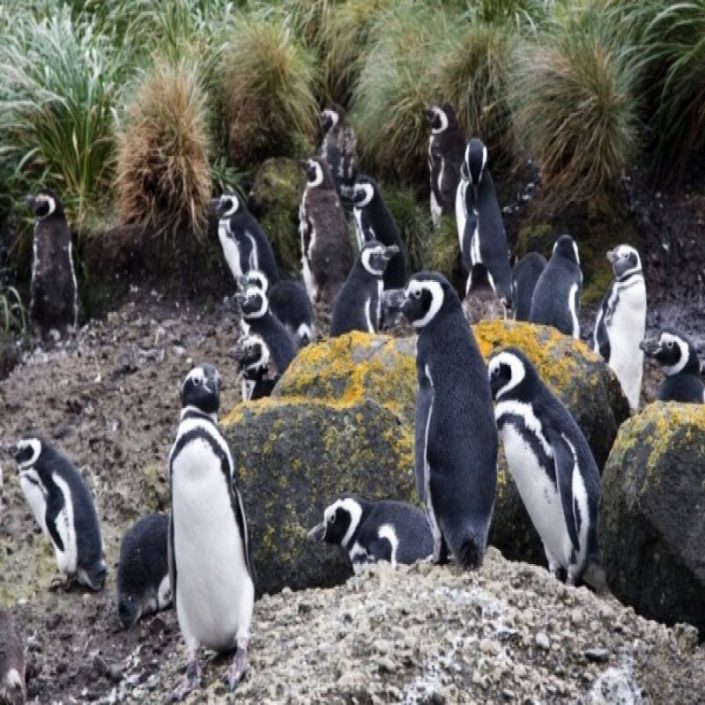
[{"xmin": 512, "ymin": 252, "xmax": 547, "ymax": 322}]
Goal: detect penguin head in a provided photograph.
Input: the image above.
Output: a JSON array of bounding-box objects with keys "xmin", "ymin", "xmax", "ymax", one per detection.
[
  {"xmin": 237, "ymin": 284, "xmax": 268, "ymax": 319},
  {"xmin": 460, "ymin": 138, "xmax": 487, "ymax": 185},
  {"xmin": 360, "ymin": 240, "xmax": 399, "ymax": 278},
  {"xmin": 607, "ymin": 245, "xmax": 641, "ymax": 280},
  {"xmin": 7, "ymin": 434, "xmax": 44, "ymax": 471},
  {"xmin": 238, "ymin": 269, "xmax": 269, "ymax": 295},
  {"xmin": 300, "ymin": 157, "xmax": 334, "ymax": 190},
  {"xmin": 232, "ymin": 333, "xmax": 270, "ymax": 372},
  {"xmin": 181, "ymin": 364, "xmax": 221, "ymax": 414},
  {"xmin": 400, "ymin": 272, "xmax": 455, "ymax": 328},
  {"xmin": 117, "ymin": 594, "xmax": 140, "ymax": 629},
  {"xmin": 351, "ymin": 176, "xmax": 377, "ymax": 209},
  {"xmin": 640, "ymin": 328, "xmax": 699, "ymax": 376},
  {"xmin": 487, "ymin": 348, "xmax": 538, "ymax": 401},
  {"xmin": 425, "ymin": 103, "xmax": 454, "ymax": 134},
  {"xmin": 26, "ymin": 189, "xmax": 63, "ymax": 220},
  {"xmin": 552, "ymin": 234, "xmax": 580, "ymax": 266},
  {"xmin": 307, "ymin": 496, "xmax": 363, "ymax": 548},
  {"xmin": 212, "ymin": 192, "xmax": 242, "ymax": 221},
  {"xmin": 319, "ymin": 105, "xmax": 343, "ymax": 133}
]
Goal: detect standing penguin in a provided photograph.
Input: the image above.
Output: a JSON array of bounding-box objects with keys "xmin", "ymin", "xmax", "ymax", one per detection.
[
  {"xmin": 426, "ymin": 103, "xmax": 465, "ymax": 228},
  {"xmin": 233, "ymin": 333, "xmax": 277, "ymax": 401},
  {"xmin": 512, "ymin": 252, "xmax": 547, "ymax": 322},
  {"xmin": 351, "ymin": 176, "xmax": 406, "ymax": 289},
  {"xmin": 593, "ymin": 245, "xmax": 647, "ymax": 410},
  {"xmin": 0, "ymin": 609, "xmax": 25, "ymax": 705},
  {"xmin": 26, "ymin": 190, "xmax": 78, "ymax": 340},
  {"xmin": 456, "ymin": 139, "xmax": 513, "ymax": 307},
  {"xmin": 318, "ymin": 105, "xmax": 359, "ymax": 202},
  {"xmin": 529, "ymin": 235, "xmax": 582, "ymax": 338},
  {"xmin": 8, "ymin": 435, "xmax": 106, "ymax": 591},
  {"xmin": 298, "ymin": 157, "xmax": 354, "ymax": 305},
  {"xmin": 213, "ymin": 192, "xmax": 279, "ymax": 285},
  {"xmin": 329, "ymin": 241, "xmax": 399, "ymax": 337},
  {"xmin": 640, "ymin": 329, "xmax": 705, "ymax": 403},
  {"xmin": 488, "ymin": 348, "xmax": 604, "ymax": 588},
  {"xmin": 117, "ymin": 513, "xmax": 171, "ymax": 629},
  {"xmin": 168, "ymin": 364, "xmax": 254, "ymax": 699},
  {"xmin": 400, "ymin": 272, "xmax": 497, "ymax": 567}
]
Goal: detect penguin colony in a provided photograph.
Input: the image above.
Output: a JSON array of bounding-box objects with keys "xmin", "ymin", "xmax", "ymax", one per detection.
[{"xmin": 5, "ymin": 99, "xmax": 701, "ymax": 702}]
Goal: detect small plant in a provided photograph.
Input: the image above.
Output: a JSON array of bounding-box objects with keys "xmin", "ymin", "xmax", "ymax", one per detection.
[{"xmin": 0, "ymin": 286, "xmax": 27, "ymax": 335}]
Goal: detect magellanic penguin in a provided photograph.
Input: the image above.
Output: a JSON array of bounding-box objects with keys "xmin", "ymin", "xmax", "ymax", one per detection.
[
  {"xmin": 307, "ymin": 496, "xmax": 433, "ymax": 574},
  {"xmin": 351, "ymin": 175, "xmax": 406, "ymax": 289},
  {"xmin": 456, "ymin": 139, "xmax": 513, "ymax": 308},
  {"xmin": 168, "ymin": 364, "xmax": 254, "ymax": 700},
  {"xmin": 0, "ymin": 609, "xmax": 25, "ymax": 705},
  {"xmin": 593, "ymin": 245, "xmax": 647, "ymax": 410},
  {"xmin": 400, "ymin": 272, "xmax": 497, "ymax": 567},
  {"xmin": 329, "ymin": 241, "xmax": 399, "ymax": 338},
  {"xmin": 640, "ymin": 329, "xmax": 705, "ymax": 404},
  {"xmin": 213, "ymin": 192, "xmax": 279, "ymax": 285},
  {"xmin": 318, "ymin": 105, "xmax": 359, "ymax": 203},
  {"xmin": 512, "ymin": 252, "xmax": 547, "ymax": 322},
  {"xmin": 529, "ymin": 235, "xmax": 582, "ymax": 339},
  {"xmin": 425, "ymin": 103, "xmax": 466, "ymax": 229},
  {"xmin": 8, "ymin": 435, "xmax": 106, "ymax": 591},
  {"xmin": 26, "ymin": 190, "xmax": 78, "ymax": 340},
  {"xmin": 117, "ymin": 513, "xmax": 171, "ymax": 629},
  {"xmin": 232, "ymin": 333, "xmax": 277, "ymax": 401},
  {"xmin": 298, "ymin": 157, "xmax": 354, "ymax": 306},
  {"xmin": 488, "ymin": 348, "xmax": 605, "ymax": 589}
]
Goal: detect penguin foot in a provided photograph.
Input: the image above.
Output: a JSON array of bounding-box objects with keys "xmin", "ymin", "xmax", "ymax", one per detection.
[
  {"xmin": 226, "ymin": 646, "xmax": 248, "ymax": 691},
  {"xmin": 170, "ymin": 656, "xmax": 201, "ymax": 702},
  {"xmin": 49, "ymin": 575, "xmax": 73, "ymax": 592}
]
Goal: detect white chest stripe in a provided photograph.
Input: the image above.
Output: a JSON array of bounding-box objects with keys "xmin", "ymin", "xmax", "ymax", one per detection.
[
  {"xmin": 495, "ymin": 400, "xmax": 552, "ymax": 458},
  {"xmin": 378, "ymin": 523, "xmax": 399, "ymax": 566},
  {"xmin": 170, "ymin": 417, "xmax": 233, "ymax": 477}
]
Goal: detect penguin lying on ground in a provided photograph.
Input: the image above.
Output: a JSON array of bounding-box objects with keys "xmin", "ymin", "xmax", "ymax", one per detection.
[
  {"xmin": 318, "ymin": 105, "xmax": 358, "ymax": 203},
  {"xmin": 8, "ymin": 435, "xmax": 106, "ymax": 591},
  {"xmin": 0, "ymin": 609, "xmax": 25, "ymax": 705},
  {"xmin": 232, "ymin": 333, "xmax": 277, "ymax": 401},
  {"xmin": 512, "ymin": 252, "xmax": 546, "ymax": 322},
  {"xmin": 463, "ymin": 263, "xmax": 505, "ymax": 325},
  {"xmin": 488, "ymin": 348, "xmax": 606, "ymax": 590},
  {"xmin": 307, "ymin": 497, "xmax": 433, "ymax": 574},
  {"xmin": 168, "ymin": 364, "xmax": 254, "ymax": 700},
  {"xmin": 640, "ymin": 329, "xmax": 705, "ymax": 403},
  {"xmin": 117, "ymin": 513, "xmax": 171, "ymax": 629}
]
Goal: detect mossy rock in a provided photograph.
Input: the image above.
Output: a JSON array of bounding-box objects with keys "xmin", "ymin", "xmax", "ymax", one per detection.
[{"xmin": 599, "ymin": 402, "xmax": 705, "ymax": 636}]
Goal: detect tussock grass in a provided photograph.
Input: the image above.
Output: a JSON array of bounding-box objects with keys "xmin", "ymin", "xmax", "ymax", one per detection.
[{"xmin": 116, "ymin": 60, "xmax": 212, "ymax": 240}]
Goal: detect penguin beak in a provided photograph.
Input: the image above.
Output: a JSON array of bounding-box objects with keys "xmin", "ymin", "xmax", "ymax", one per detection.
[
  {"xmin": 6, "ymin": 443, "xmax": 20, "ymax": 461},
  {"xmin": 236, "ymin": 275, "xmax": 249, "ymax": 292},
  {"xmin": 307, "ymin": 523, "xmax": 326, "ymax": 542},
  {"xmin": 606, "ymin": 249, "xmax": 617, "ymax": 265},
  {"xmin": 639, "ymin": 339, "xmax": 660, "ymax": 357},
  {"xmin": 384, "ymin": 245, "xmax": 400, "ymax": 259}
]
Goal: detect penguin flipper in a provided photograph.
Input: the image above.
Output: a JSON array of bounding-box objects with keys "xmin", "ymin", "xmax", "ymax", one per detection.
[
  {"xmin": 593, "ymin": 293, "xmax": 611, "ymax": 360},
  {"xmin": 229, "ymin": 473, "xmax": 255, "ymax": 582},
  {"xmin": 439, "ymin": 160, "xmax": 461, "ymax": 208},
  {"xmin": 548, "ymin": 430, "xmax": 581, "ymax": 553},
  {"xmin": 45, "ymin": 489, "xmax": 66, "ymax": 553},
  {"xmin": 167, "ymin": 510, "xmax": 177, "ymax": 604}
]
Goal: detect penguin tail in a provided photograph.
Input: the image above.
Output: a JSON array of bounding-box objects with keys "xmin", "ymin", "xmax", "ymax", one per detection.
[{"xmin": 456, "ymin": 536, "xmax": 483, "ymax": 570}]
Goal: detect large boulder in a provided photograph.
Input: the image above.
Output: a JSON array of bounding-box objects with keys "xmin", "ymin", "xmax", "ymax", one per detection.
[{"xmin": 599, "ymin": 402, "xmax": 705, "ymax": 635}]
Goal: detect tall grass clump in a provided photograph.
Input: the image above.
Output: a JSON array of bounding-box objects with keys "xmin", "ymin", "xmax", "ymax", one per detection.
[
  {"xmin": 115, "ymin": 60, "xmax": 212, "ymax": 241},
  {"xmin": 221, "ymin": 14, "xmax": 319, "ymax": 166},
  {"xmin": 511, "ymin": 8, "xmax": 639, "ymax": 203}
]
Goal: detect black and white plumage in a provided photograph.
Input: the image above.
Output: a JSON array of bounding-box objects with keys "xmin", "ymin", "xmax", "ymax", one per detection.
[
  {"xmin": 329, "ymin": 241, "xmax": 399, "ymax": 338},
  {"xmin": 593, "ymin": 245, "xmax": 647, "ymax": 410},
  {"xmin": 307, "ymin": 497, "xmax": 433, "ymax": 573},
  {"xmin": 426, "ymin": 103, "xmax": 465, "ymax": 228},
  {"xmin": 213, "ymin": 192, "xmax": 279, "ymax": 285},
  {"xmin": 168, "ymin": 364, "xmax": 254, "ymax": 700},
  {"xmin": 8, "ymin": 435, "xmax": 106, "ymax": 591},
  {"xmin": 351, "ymin": 175, "xmax": 406, "ymax": 289},
  {"xmin": 488, "ymin": 348, "xmax": 604, "ymax": 588},
  {"xmin": 512, "ymin": 253, "xmax": 547, "ymax": 322},
  {"xmin": 318, "ymin": 105, "xmax": 359, "ymax": 202},
  {"xmin": 117, "ymin": 513, "xmax": 171, "ymax": 629},
  {"xmin": 529, "ymin": 235, "xmax": 582, "ymax": 338},
  {"xmin": 298, "ymin": 157, "xmax": 354, "ymax": 305},
  {"xmin": 640, "ymin": 329, "xmax": 705, "ymax": 404},
  {"xmin": 26, "ymin": 190, "xmax": 78, "ymax": 340},
  {"xmin": 400, "ymin": 272, "xmax": 497, "ymax": 568},
  {"xmin": 455, "ymin": 139, "xmax": 512, "ymax": 306},
  {"xmin": 0, "ymin": 609, "xmax": 25, "ymax": 705},
  {"xmin": 233, "ymin": 333, "xmax": 277, "ymax": 401}
]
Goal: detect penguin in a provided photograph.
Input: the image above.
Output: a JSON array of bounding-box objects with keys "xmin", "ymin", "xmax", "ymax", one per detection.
[
  {"xmin": 168, "ymin": 364, "xmax": 254, "ymax": 699},
  {"xmin": 488, "ymin": 348, "xmax": 604, "ymax": 588},
  {"xmin": 26, "ymin": 190, "xmax": 78, "ymax": 340},
  {"xmin": 298, "ymin": 157, "xmax": 354, "ymax": 305},
  {"xmin": 456, "ymin": 139, "xmax": 513, "ymax": 307},
  {"xmin": 462, "ymin": 263, "xmax": 505, "ymax": 325},
  {"xmin": 425, "ymin": 103, "xmax": 465, "ymax": 228},
  {"xmin": 232, "ymin": 333, "xmax": 277, "ymax": 401},
  {"xmin": 213, "ymin": 192, "xmax": 279, "ymax": 285},
  {"xmin": 351, "ymin": 175, "xmax": 406, "ymax": 289},
  {"xmin": 117, "ymin": 513, "xmax": 171, "ymax": 629},
  {"xmin": 318, "ymin": 105, "xmax": 359, "ymax": 202},
  {"xmin": 512, "ymin": 252, "xmax": 547, "ymax": 322},
  {"xmin": 0, "ymin": 609, "xmax": 25, "ymax": 705},
  {"xmin": 593, "ymin": 245, "xmax": 647, "ymax": 410},
  {"xmin": 236, "ymin": 283, "xmax": 298, "ymax": 376},
  {"xmin": 640, "ymin": 329, "xmax": 705, "ymax": 404},
  {"xmin": 329, "ymin": 241, "xmax": 399, "ymax": 338},
  {"xmin": 400, "ymin": 272, "xmax": 497, "ymax": 567},
  {"xmin": 241, "ymin": 269, "xmax": 315, "ymax": 347},
  {"xmin": 307, "ymin": 496, "xmax": 433, "ymax": 574},
  {"xmin": 8, "ymin": 434, "xmax": 106, "ymax": 591},
  {"xmin": 529, "ymin": 235, "xmax": 582, "ymax": 338}
]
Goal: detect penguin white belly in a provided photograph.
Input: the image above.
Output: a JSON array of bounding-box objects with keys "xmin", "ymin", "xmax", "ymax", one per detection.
[
  {"xmin": 20, "ymin": 473, "xmax": 48, "ymax": 535},
  {"xmin": 218, "ymin": 225, "xmax": 242, "ymax": 280},
  {"xmin": 470, "ymin": 224, "xmax": 481, "ymax": 266},
  {"xmin": 364, "ymin": 296, "xmax": 374, "ymax": 333},
  {"xmin": 51, "ymin": 475, "xmax": 78, "ymax": 577},
  {"xmin": 353, "ymin": 209, "xmax": 365, "ymax": 251},
  {"xmin": 157, "ymin": 573, "xmax": 172, "ymax": 609},
  {"xmin": 377, "ymin": 523, "xmax": 399, "ymax": 566},
  {"xmin": 172, "ymin": 441, "xmax": 253, "ymax": 652},
  {"xmin": 430, "ymin": 190, "xmax": 442, "ymax": 229},
  {"xmin": 500, "ymin": 425, "xmax": 572, "ymax": 567},
  {"xmin": 455, "ymin": 182, "xmax": 466, "ymax": 251},
  {"xmin": 301, "ymin": 255, "xmax": 316, "ymax": 302},
  {"xmin": 246, "ymin": 233, "xmax": 259, "ymax": 271},
  {"xmin": 568, "ymin": 283, "xmax": 580, "ymax": 339}
]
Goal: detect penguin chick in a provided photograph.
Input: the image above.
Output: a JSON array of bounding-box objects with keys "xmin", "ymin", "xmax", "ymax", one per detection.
[
  {"xmin": 318, "ymin": 105, "xmax": 359, "ymax": 202},
  {"xmin": 8, "ymin": 435, "xmax": 106, "ymax": 591},
  {"xmin": 26, "ymin": 190, "xmax": 78, "ymax": 341},
  {"xmin": 462, "ymin": 263, "xmax": 505, "ymax": 325},
  {"xmin": 512, "ymin": 252, "xmax": 547, "ymax": 322},
  {"xmin": 640, "ymin": 329, "xmax": 704, "ymax": 404},
  {"xmin": 329, "ymin": 241, "xmax": 399, "ymax": 337},
  {"xmin": 232, "ymin": 333, "xmax": 277, "ymax": 401},
  {"xmin": 0, "ymin": 609, "xmax": 25, "ymax": 705},
  {"xmin": 117, "ymin": 513, "xmax": 171, "ymax": 629},
  {"xmin": 307, "ymin": 496, "xmax": 433, "ymax": 574}
]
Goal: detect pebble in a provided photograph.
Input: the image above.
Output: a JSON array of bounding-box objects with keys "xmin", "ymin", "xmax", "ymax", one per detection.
[
  {"xmin": 535, "ymin": 632, "xmax": 551, "ymax": 650},
  {"xmin": 584, "ymin": 647, "xmax": 610, "ymax": 663}
]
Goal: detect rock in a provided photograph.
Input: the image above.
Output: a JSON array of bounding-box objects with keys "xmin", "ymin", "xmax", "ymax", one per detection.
[
  {"xmin": 600, "ymin": 402, "xmax": 705, "ymax": 636},
  {"xmin": 535, "ymin": 631, "xmax": 551, "ymax": 650}
]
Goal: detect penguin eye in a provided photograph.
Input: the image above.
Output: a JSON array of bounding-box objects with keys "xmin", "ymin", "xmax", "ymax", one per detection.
[
  {"xmin": 666, "ymin": 341, "xmax": 674, "ymax": 349},
  {"xmin": 413, "ymin": 290, "xmax": 422, "ymax": 299}
]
